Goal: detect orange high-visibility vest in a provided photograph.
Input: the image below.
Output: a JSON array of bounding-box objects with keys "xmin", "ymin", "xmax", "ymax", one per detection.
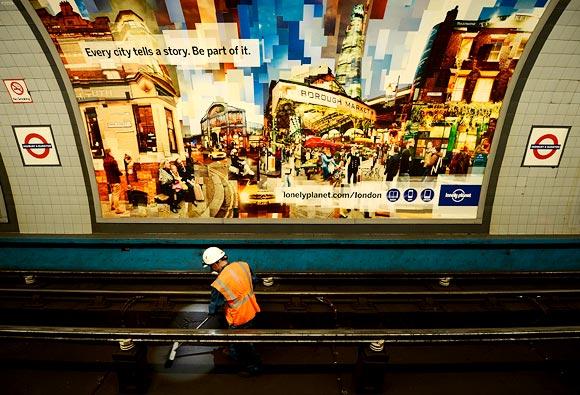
[{"xmin": 211, "ymin": 261, "xmax": 261, "ymax": 326}]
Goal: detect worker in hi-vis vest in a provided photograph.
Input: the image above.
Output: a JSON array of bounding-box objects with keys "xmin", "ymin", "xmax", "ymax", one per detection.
[{"xmin": 202, "ymin": 247, "xmax": 273, "ymax": 376}]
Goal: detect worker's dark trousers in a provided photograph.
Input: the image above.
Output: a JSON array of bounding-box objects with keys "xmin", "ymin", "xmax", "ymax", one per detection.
[{"xmin": 229, "ymin": 320, "xmax": 261, "ymax": 370}]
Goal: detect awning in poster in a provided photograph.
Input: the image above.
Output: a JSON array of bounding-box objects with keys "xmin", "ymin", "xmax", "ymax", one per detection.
[{"xmin": 344, "ymin": 128, "xmax": 363, "ymax": 138}]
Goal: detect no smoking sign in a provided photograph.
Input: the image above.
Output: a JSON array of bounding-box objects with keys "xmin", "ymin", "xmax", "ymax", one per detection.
[
  {"xmin": 13, "ymin": 125, "xmax": 61, "ymax": 166},
  {"xmin": 522, "ymin": 126, "xmax": 570, "ymax": 167},
  {"xmin": 3, "ymin": 79, "xmax": 33, "ymax": 103}
]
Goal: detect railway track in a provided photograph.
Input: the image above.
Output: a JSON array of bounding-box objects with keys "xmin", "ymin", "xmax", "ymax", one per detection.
[
  {"xmin": 1, "ymin": 271, "xmax": 580, "ymax": 394},
  {"xmin": 1, "ymin": 325, "xmax": 580, "ymax": 343},
  {"xmin": 1, "ymin": 271, "xmax": 580, "ymax": 338},
  {"xmin": 3, "ymin": 270, "xmax": 580, "ymax": 292}
]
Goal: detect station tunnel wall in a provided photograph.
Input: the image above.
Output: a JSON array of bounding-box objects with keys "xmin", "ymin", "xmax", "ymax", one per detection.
[{"xmin": 0, "ymin": 0, "xmax": 578, "ymax": 272}]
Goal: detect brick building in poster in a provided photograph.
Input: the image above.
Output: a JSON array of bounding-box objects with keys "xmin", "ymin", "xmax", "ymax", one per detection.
[
  {"xmin": 405, "ymin": 6, "xmax": 540, "ymax": 158},
  {"xmin": 412, "ymin": 6, "xmax": 538, "ymax": 105},
  {"xmin": 35, "ymin": 2, "xmax": 184, "ymax": 209}
]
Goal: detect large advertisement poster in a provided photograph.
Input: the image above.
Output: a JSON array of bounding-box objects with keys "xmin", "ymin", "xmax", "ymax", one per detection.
[{"xmin": 31, "ymin": 0, "xmax": 548, "ymax": 221}]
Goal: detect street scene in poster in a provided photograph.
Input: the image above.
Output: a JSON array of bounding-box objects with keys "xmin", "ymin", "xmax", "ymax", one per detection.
[{"xmin": 32, "ymin": 0, "xmax": 548, "ymax": 220}]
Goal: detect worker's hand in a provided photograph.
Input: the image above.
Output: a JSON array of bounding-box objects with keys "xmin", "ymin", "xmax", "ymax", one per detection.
[{"xmin": 262, "ymin": 277, "xmax": 274, "ymax": 287}]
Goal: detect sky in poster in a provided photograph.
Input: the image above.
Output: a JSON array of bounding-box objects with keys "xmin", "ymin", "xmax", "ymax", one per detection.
[{"xmin": 36, "ymin": 0, "xmax": 549, "ymax": 128}]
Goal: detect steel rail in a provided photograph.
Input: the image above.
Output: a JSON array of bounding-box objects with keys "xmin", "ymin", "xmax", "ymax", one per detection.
[
  {"xmin": 1, "ymin": 287, "xmax": 580, "ymax": 296},
  {"xmin": 0, "ymin": 325, "xmax": 579, "ymax": 343},
  {"xmin": 3, "ymin": 270, "xmax": 580, "ymax": 280}
]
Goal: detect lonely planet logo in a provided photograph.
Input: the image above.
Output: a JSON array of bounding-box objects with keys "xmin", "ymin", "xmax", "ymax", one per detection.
[
  {"xmin": 446, "ymin": 189, "xmax": 471, "ymax": 203},
  {"xmin": 439, "ymin": 185, "xmax": 481, "ymax": 206}
]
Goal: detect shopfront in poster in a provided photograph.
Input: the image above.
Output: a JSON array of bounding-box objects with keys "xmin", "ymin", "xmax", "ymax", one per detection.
[
  {"xmin": 200, "ymin": 103, "xmax": 248, "ymax": 152},
  {"xmin": 268, "ymin": 78, "xmax": 376, "ymax": 142}
]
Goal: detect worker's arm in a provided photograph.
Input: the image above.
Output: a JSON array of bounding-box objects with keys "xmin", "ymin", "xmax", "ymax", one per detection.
[
  {"xmin": 234, "ymin": 260, "xmax": 273, "ymax": 287},
  {"xmin": 250, "ymin": 265, "xmax": 274, "ymax": 287},
  {"xmin": 208, "ymin": 287, "xmax": 225, "ymax": 316},
  {"xmin": 249, "ymin": 266, "xmax": 261, "ymax": 285}
]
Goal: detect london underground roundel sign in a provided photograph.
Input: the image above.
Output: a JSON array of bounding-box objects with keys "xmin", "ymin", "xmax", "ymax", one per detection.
[
  {"xmin": 13, "ymin": 125, "xmax": 61, "ymax": 166},
  {"xmin": 522, "ymin": 126, "xmax": 570, "ymax": 167}
]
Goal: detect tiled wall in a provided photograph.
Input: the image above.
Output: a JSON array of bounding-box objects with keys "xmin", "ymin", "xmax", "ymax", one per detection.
[
  {"xmin": 489, "ymin": 0, "xmax": 580, "ymax": 235},
  {"xmin": 0, "ymin": 1, "xmax": 92, "ymax": 233},
  {"xmin": 0, "ymin": 0, "xmax": 577, "ymax": 235}
]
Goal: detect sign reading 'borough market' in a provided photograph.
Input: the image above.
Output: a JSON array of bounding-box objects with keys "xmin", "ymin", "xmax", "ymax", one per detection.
[{"xmin": 32, "ymin": 0, "xmax": 549, "ymax": 221}]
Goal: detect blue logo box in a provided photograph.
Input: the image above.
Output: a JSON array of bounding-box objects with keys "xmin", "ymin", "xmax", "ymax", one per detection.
[{"xmin": 438, "ymin": 185, "xmax": 481, "ymax": 206}]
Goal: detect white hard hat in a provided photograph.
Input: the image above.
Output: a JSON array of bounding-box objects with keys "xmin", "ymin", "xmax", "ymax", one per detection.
[{"xmin": 202, "ymin": 247, "xmax": 226, "ymax": 267}]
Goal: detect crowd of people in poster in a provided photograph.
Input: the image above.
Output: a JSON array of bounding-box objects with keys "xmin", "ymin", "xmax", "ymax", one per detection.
[{"xmin": 32, "ymin": 0, "xmax": 548, "ymax": 220}]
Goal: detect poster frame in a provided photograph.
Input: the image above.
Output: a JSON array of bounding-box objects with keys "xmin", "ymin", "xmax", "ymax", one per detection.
[{"xmin": 13, "ymin": 0, "xmax": 568, "ymax": 235}]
